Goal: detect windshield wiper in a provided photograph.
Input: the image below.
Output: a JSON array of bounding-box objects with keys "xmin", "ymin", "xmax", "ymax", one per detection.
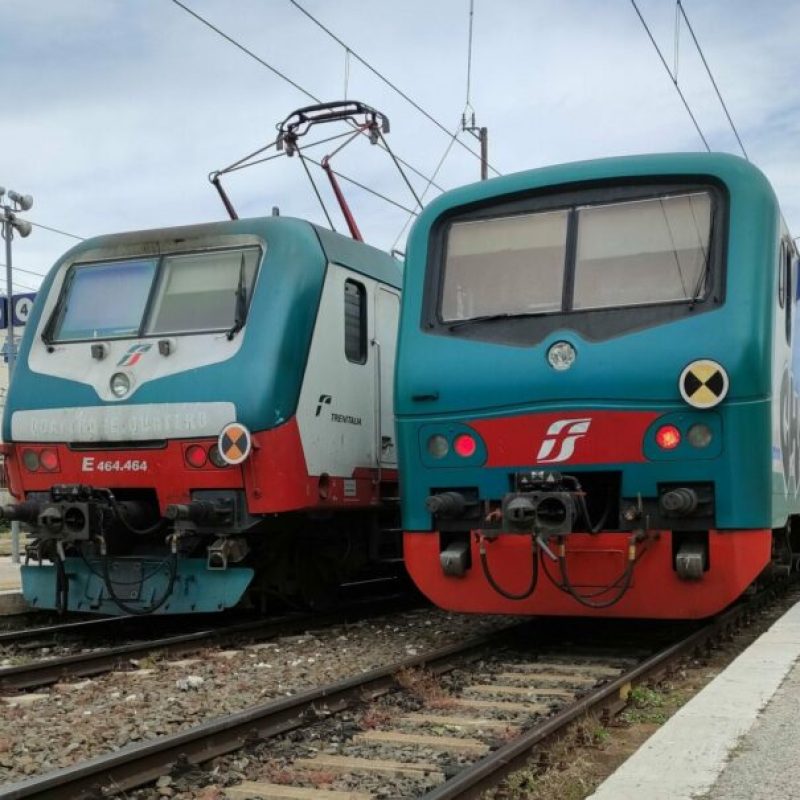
[
  {"xmin": 688, "ymin": 246, "xmax": 712, "ymax": 311},
  {"xmin": 688, "ymin": 214, "xmax": 714, "ymax": 310},
  {"xmin": 448, "ymin": 312, "xmax": 538, "ymax": 331},
  {"xmin": 226, "ymin": 254, "xmax": 248, "ymax": 341}
]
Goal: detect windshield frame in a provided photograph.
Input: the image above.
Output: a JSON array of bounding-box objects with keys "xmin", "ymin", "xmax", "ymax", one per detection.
[
  {"xmin": 44, "ymin": 244, "xmax": 263, "ymax": 345},
  {"xmin": 423, "ymin": 178, "xmax": 727, "ymax": 346}
]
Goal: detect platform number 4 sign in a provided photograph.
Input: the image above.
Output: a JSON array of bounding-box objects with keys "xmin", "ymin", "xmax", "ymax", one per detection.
[{"xmin": 12, "ymin": 293, "xmax": 36, "ymax": 327}]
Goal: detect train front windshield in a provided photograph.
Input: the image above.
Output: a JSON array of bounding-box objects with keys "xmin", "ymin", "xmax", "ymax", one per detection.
[
  {"xmin": 441, "ymin": 191, "xmax": 713, "ymax": 322},
  {"xmin": 48, "ymin": 247, "xmax": 260, "ymax": 342}
]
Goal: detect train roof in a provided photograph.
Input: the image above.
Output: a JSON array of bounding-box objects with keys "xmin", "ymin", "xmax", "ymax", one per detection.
[
  {"xmin": 49, "ymin": 215, "xmax": 402, "ymax": 289},
  {"xmin": 409, "ymin": 151, "xmax": 778, "ymax": 234}
]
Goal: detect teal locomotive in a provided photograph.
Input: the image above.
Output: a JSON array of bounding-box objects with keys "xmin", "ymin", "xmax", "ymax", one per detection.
[
  {"xmin": 396, "ymin": 153, "xmax": 797, "ymax": 618},
  {"xmin": 2, "ymin": 216, "xmax": 401, "ymax": 614}
]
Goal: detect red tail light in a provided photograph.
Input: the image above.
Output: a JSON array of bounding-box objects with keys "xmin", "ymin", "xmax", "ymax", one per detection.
[
  {"xmin": 185, "ymin": 444, "xmax": 208, "ymax": 468},
  {"xmin": 453, "ymin": 434, "xmax": 477, "ymax": 458},
  {"xmin": 39, "ymin": 448, "xmax": 60, "ymax": 472},
  {"xmin": 656, "ymin": 425, "xmax": 681, "ymax": 450}
]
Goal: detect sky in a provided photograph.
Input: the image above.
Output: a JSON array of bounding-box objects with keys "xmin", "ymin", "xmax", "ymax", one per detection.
[{"xmin": 1, "ymin": 0, "xmax": 799, "ymax": 295}]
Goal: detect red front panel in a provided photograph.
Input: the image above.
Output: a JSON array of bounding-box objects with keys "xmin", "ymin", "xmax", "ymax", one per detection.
[
  {"xmin": 469, "ymin": 410, "xmax": 660, "ymax": 466},
  {"xmin": 9, "ymin": 440, "xmax": 242, "ymax": 512},
  {"xmin": 244, "ymin": 418, "xmax": 394, "ymax": 513},
  {"xmin": 7, "ymin": 417, "xmax": 397, "ymax": 516},
  {"xmin": 404, "ymin": 529, "xmax": 772, "ymax": 619}
]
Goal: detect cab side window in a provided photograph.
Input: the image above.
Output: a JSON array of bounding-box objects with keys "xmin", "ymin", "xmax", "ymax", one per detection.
[{"xmin": 344, "ymin": 279, "xmax": 367, "ymax": 364}]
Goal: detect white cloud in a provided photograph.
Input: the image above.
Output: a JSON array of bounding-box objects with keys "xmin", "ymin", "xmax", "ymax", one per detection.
[{"xmin": 1, "ymin": 0, "xmax": 799, "ymax": 285}]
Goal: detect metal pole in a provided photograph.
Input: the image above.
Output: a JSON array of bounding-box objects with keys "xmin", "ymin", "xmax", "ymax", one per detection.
[
  {"xmin": 4, "ymin": 217, "xmax": 14, "ymax": 377},
  {"xmin": 479, "ymin": 127, "xmax": 488, "ymax": 181},
  {"xmin": 2, "ymin": 213, "xmax": 19, "ymax": 564}
]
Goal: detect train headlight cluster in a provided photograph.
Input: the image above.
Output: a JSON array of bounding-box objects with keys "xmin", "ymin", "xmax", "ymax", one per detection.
[
  {"xmin": 182, "ymin": 443, "xmax": 230, "ymax": 470},
  {"xmin": 110, "ymin": 372, "xmax": 131, "ymax": 398},
  {"xmin": 21, "ymin": 448, "xmax": 60, "ymax": 472},
  {"xmin": 648, "ymin": 417, "xmax": 717, "ymax": 457},
  {"xmin": 425, "ymin": 429, "xmax": 483, "ymax": 462}
]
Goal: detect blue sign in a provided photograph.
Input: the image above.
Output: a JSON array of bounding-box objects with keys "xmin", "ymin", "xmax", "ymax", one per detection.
[
  {"xmin": 0, "ymin": 298, "xmax": 7, "ymax": 331},
  {"xmin": 11, "ymin": 293, "xmax": 36, "ymax": 327}
]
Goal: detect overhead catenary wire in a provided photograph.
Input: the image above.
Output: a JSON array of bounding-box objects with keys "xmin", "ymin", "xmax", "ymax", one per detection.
[
  {"xmin": 171, "ymin": 0, "xmax": 446, "ymax": 197},
  {"xmin": 0, "ymin": 262, "xmax": 47, "ymax": 278},
  {"xmin": 629, "ymin": 0, "xmax": 711, "ymax": 152},
  {"xmin": 28, "ymin": 222, "xmax": 84, "ymax": 241},
  {"xmin": 11, "ymin": 281, "xmax": 39, "ymax": 292},
  {"xmin": 392, "ymin": 125, "xmax": 462, "ymax": 251},
  {"xmin": 464, "ymin": 0, "xmax": 476, "ymax": 112},
  {"xmin": 288, "ymin": 0, "xmax": 501, "ymax": 177},
  {"xmin": 676, "ymin": 0, "xmax": 749, "ymax": 160},
  {"xmin": 171, "ymin": 0, "xmax": 317, "ymax": 103}
]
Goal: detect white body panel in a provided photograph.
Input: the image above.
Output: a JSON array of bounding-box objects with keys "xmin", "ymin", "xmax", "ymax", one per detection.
[
  {"xmin": 375, "ymin": 287, "xmax": 400, "ymax": 466},
  {"xmin": 296, "ymin": 263, "xmax": 400, "ymax": 477},
  {"xmin": 11, "ymin": 402, "xmax": 236, "ymax": 442}
]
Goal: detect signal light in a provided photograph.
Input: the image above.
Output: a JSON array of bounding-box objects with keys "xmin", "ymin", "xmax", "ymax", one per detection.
[
  {"xmin": 427, "ymin": 435, "xmax": 449, "ymax": 459},
  {"xmin": 656, "ymin": 425, "xmax": 681, "ymax": 450},
  {"xmin": 22, "ymin": 449, "xmax": 40, "ymax": 471},
  {"xmin": 687, "ymin": 423, "xmax": 712, "ymax": 448},
  {"xmin": 39, "ymin": 449, "xmax": 60, "ymax": 472},
  {"xmin": 208, "ymin": 445, "xmax": 228, "ymax": 468},
  {"xmin": 453, "ymin": 433, "xmax": 477, "ymax": 458},
  {"xmin": 185, "ymin": 445, "xmax": 208, "ymax": 468}
]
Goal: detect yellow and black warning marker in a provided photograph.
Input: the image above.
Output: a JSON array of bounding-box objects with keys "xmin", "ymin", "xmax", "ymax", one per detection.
[
  {"xmin": 217, "ymin": 422, "xmax": 252, "ymax": 466},
  {"xmin": 679, "ymin": 359, "xmax": 729, "ymax": 409}
]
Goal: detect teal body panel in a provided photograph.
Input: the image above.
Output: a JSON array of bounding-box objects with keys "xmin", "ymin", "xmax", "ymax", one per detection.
[
  {"xmin": 3, "ymin": 217, "xmax": 401, "ymax": 440},
  {"xmin": 396, "ymin": 153, "xmax": 784, "ymax": 532},
  {"xmin": 21, "ymin": 559, "xmax": 254, "ymax": 614}
]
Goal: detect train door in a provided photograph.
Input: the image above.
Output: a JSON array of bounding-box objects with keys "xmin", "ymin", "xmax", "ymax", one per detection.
[{"xmin": 374, "ymin": 287, "xmax": 400, "ymax": 467}]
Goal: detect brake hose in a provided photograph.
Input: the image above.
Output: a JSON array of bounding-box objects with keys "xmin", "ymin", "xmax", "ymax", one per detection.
[
  {"xmin": 478, "ymin": 533, "xmax": 539, "ymax": 601},
  {"xmin": 554, "ymin": 534, "xmax": 640, "ymax": 609}
]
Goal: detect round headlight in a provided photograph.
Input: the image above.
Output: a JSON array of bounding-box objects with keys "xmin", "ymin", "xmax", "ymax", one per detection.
[
  {"xmin": 427, "ymin": 435, "xmax": 449, "ymax": 458},
  {"xmin": 687, "ymin": 423, "xmax": 712, "ymax": 448},
  {"xmin": 209, "ymin": 445, "xmax": 228, "ymax": 468},
  {"xmin": 547, "ymin": 340, "xmax": 576, "ymax": 371},
  {"xmin": 110, "ymin": 372, "xmax": 131, "ymax": 398},
  {"xmin": 22, "ymin": 449, "xmax": 40, "ymax": 471}
]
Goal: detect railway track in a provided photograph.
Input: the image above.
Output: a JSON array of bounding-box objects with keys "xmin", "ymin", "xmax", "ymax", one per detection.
[
  {"xmin": 0, "ymin": 595, "xmax": 417, "ymax": 693},
  {"xmin": 0, "ymin": 592, "xmax": 766, "ymax": 800},
  {"xmin": 0, "ymin": 581, "xmax": 789, "ymax": 800}
]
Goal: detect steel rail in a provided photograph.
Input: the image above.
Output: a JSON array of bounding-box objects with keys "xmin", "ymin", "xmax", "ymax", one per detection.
[
  {"xmin": 0, "ymin": 595, "xmax": 417, "ymax": 692},
  {"xmin": 0, "ymin": 628, "xmax": 511, "ymax": 800},
  {"xmin": 0, "ymin": 615, "xmax": 139, "ymax": 645},
  {"xmin": 421, "ymin": 585, "xmax": 788, "ymax": 799},
  {"xmin": 0, "ymin": 618, "xmax": 290, "ymax": 692}
]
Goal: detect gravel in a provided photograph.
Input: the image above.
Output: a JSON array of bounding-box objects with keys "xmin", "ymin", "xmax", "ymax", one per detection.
[{"xmin": 0, "ymin": 608, "xmax": 512, "ymax": 785}]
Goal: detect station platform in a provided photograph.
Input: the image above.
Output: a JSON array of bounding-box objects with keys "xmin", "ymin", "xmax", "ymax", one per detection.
[
  {"xmin": 589, "ymin": 599, "xmax": 800, "ymax": 800},
  {"xmin": 0, "ymin": 555, "xmax": 27, "ymax": 614}
]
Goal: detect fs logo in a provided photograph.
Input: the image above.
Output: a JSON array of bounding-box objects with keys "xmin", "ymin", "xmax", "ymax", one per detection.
[
  {"xmin": 315, "ymin": 394, "xmax": 332, "ymax": 417},
  {"xmin": 536, "ymin": 418, "xmax": 592, "ymax": 463},
  {"xmin": 117, "ymin": 344, "xmax": 152, "ymax": 367}
]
